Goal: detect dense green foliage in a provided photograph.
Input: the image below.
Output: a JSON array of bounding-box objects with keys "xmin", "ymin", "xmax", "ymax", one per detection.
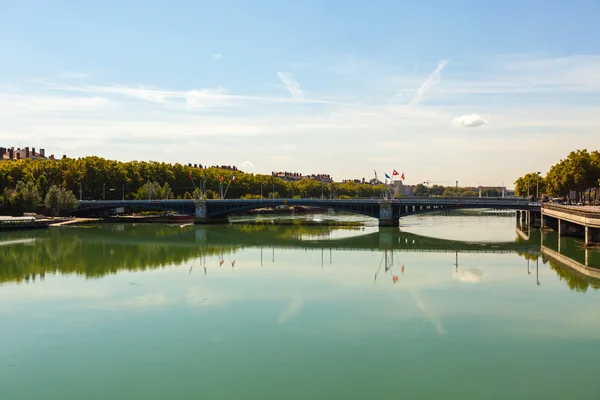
[
  {"xmin": 44, "ymin": 185, "xmax": 78, "ymax": 216},
  {"xmin": 0, "ymin": 156, "xmax": 388, "ymax": 213},
  {"xmin": 515, "ymin": 149, "xmax": 600, "ymax": 201}
]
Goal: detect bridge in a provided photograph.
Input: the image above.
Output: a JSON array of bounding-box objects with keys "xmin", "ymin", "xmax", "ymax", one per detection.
[{"xmin": 75, "ymin": 198, "xmax": 540, "ymax": 226}]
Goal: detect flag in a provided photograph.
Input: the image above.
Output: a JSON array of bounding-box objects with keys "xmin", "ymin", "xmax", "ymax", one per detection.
[
  {"xmin": 220, "ymin": 176, "xmax": 224, "ymax": 181},
  {"xmin": 231, "ymin": 175, "xmax": 236, "ymax": 181},
  {"xmin": 393, "ymin": 170, "xmax": 399, "ymax": 176},
  {"xmin": 401, "ymin": 172, "xmax": 405, "ymax": 180},
  {"xmin": 385, "ymin": 173, "xmax": 391, "ymax": 179}
]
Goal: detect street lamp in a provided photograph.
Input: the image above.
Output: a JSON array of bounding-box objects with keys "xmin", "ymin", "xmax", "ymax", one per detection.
[
  {"xmin": 456, "ymin": 181, "xmax": 459, "ymax": 198},
  {"xmin": 536, "ymin": 171, "xmax": 541, "ymax": 201}
]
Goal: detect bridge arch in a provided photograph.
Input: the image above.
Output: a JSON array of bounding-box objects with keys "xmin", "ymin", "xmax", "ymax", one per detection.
[{"xmin": 205, "ymin": 199, "xmax": 381, "ymax": 219}]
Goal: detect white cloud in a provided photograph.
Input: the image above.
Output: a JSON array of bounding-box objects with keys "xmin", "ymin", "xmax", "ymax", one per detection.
[
  {"xmin": 409, "ymin": 60, "xmax": 448, "ymax": 106},
  {"xmin": 277, "ymin": 71, "xmax": 304, "ymax": 99},
  {"xmin": 212, "ymin": 53, "xmax": 224, "ymax": 60},
  {"xmin": 185, "ymin": 87, "xmax": 228, "ymax": 108},
  {"xmin": 452, "ymin": 114, "xmax": 488, "ymax": 128},
  {"xmin": 240, "ymin": 160, "xmax": 255, "ymax": 169}
]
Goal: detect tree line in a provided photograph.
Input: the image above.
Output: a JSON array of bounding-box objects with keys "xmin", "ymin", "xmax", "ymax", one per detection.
[
  {"xmin": 514, "ymin": 149, "xmax": 600, "ymax": 202},
  {"xmin": 0, "ymin": 156, "xmax": 389, "ymax": 214}
]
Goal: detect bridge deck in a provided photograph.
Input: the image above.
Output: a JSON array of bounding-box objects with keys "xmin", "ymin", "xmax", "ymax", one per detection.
[
  {"xmin": 542, "ymin": 204, "xmax": 600, "ymax": 228},
  {"xmin": 76, "ymin": 198, "xmax": 539, "ymax": 221}
]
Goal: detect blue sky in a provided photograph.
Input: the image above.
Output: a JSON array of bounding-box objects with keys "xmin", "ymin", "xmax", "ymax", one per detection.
[{"xmin": 1, "ymin": 0, "xmax": 599, "ymax": 187}]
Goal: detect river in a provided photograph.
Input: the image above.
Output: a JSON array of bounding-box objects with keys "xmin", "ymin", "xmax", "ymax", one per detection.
[{"xmin": 1, "ymin": 211, "xmax": 599, "ymax": 399}]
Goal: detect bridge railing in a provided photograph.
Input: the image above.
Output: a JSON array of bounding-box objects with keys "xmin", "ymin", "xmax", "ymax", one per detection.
[{"xmin": 542, "ymin": 204, "xmax": 600, "ymax": 219}]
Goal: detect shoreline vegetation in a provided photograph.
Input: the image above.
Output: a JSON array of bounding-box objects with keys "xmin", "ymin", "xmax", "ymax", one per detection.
[
  {"xmin": 514, "ymin": 149, "xmax": 600, "ymax": 203},
  {"xmin": 0, "ymin": 149, "xmax": 598, "ymax": 217}
]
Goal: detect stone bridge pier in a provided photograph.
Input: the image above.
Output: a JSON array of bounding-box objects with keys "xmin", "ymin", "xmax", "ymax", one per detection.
[
  {"xmin": 193, "ymin": 200, "xmax": 227, "ymax": 224},
  {"xmin": 379, "ymin": 201, "xmax": 399, "ymax": 227}
]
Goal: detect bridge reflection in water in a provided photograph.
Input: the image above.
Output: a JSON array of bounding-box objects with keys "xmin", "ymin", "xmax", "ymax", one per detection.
[{"xmin": 0, "ymin": 222, "xmax": 598, "ymax": 291}]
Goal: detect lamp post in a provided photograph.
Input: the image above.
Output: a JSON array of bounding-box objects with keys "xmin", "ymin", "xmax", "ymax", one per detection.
[
  {"xmin": 103, "ymin": 183, "xmax": 106, "ymax": 200},
  {"xmin": 536, "ymin": 171, "xmax": 541, "ymax": 201},
  {"xmin": 456, "ymin": 181, "xmax": 458, "ymax": 198}
]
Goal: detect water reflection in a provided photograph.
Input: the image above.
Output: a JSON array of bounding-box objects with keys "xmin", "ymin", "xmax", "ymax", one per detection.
[
  {"xmin": 515, "ymin": 226, "xmax": 600, "ymax": 292},
  {"xmin": 0, "ymin": 221, "xmax": 597, "ymax": 292}
]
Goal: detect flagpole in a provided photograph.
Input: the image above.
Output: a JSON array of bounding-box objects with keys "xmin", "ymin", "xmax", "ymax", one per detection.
[
  {"xmin": 384, "ymin": 174, "xmax": 388, "ymax": 199},
  {"xmin": 223, "ymin": 176, "xmax": 234, "ymax": 199},
  {"xmin": 190, "ymin": 174, "xmax": 200, "ymax": 199}
]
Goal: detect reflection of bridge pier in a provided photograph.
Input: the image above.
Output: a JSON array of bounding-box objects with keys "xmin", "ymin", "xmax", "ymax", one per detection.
[{"xmin": 516, "ymin": 209, "xmax": 542, "ymax": 229}]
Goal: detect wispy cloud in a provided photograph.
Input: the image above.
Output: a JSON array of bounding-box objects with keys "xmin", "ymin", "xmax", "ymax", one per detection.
[
  {"xmin": 212, "ymin": 53, "xmax": 224, "ymax": 60},
  {"xmin": 453, "ymin": 114, "xmax": 488, "ymax": 128},
  {"xmin": 409, "ymin": 290, "xmax": 446, "ymax": 335},
  {"xmin": 68, "ymin": 85, "xmax": 172, "ymax": 103},
  {"xmin": 409, "ymin": 60, "xmax": 448, "ymax": 106},
  {"xmin": 277, "ymin": 71, "xmax": 304, "ymax": 99},
  {"xmin": 278, "ymin": 297, "xmax": 303, "ymax": 324},
  {"xmin": 0, "ymin": 93, "xmax": 108, "ymax": 115},
  {"xmin": 186, "ymin": 87, "xmax": 229, "ymax": 108},
  {"xmin": 48, "ymin": 83, "xmax": 356, "ymax": 108}
]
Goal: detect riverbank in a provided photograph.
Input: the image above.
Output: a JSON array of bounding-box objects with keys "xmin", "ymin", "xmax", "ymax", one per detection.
[{"xmin": 0, "ymin": 216, "xmax": 53, "ymax": 231}]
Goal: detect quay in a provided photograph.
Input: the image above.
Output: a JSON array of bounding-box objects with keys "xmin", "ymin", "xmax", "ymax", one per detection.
[
  {"xmin": 0, "ymin": 216, "xmax": 51, "ymax": 231},
  {"xmin": 541, "ymin": 205, "xmax": 600, "ymax": 246}
]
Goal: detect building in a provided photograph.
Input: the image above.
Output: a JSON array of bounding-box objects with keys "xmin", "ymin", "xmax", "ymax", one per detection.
[
  {"xmin": 0, "ymin": 146, "xmax": 54, "ymax": 161},
  {"xmin": 272, "ymin": 171, "xmax": 303, "ymax": 181},
  {"xmin": 211, "ymin": 165, "xmax": 238, "ymax": 171}
]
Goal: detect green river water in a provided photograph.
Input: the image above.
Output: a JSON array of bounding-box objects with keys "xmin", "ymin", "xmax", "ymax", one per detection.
[{"xmin": 1, "ymin": 211, "xmax": 599, "ymax": 399}]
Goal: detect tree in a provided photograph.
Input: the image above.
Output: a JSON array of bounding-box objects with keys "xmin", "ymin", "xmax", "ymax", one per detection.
[
  {"xmin": 430, "ymin": 185, "xmax": 445, "ymax": 196},
  {"xmin": 414, "ymin": 184, "xmax": 429, "ymax": 197},
  {"xmin": 515, "ymin": 173, "xmax": 546, "ymax": 199},
  {"xmin": 134, "ymin": 181, "xmax": 163, "ymax": 200},
  {"xmin": 15, "ymin": 180, "xmax": 42, "ymax": 211},
  {"xmin": 44, "ymin": 185, "xmax": 78, "ymax": 216}
]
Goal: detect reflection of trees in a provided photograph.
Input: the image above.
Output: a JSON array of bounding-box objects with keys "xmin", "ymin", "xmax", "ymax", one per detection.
[
  {"xmin": 516, "ymin": 251, "xmax": 539, "ymax": 261},
  {"xmin": 230, "ymin": 222, "xmax": 357, "ymax": 241},
  {"xmin": 0, "ymin": 222, "xmax": 547, "ymax": 285},
  {"xmin": 547, "ymin": 261, "xmax": 600, "ymax": 293},
  {"xmin": 0, "ymin": 228, "xmax": 237, "ymax": 284},
  {"xmin": 515, "ymin": 236, "xmax": 600, "ymax": 292}
]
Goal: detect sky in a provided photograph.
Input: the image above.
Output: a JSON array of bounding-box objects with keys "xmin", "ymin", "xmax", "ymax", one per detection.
[{"xmin": 1, "ymin": 0, "xmax": 599, "ymax": 188}]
